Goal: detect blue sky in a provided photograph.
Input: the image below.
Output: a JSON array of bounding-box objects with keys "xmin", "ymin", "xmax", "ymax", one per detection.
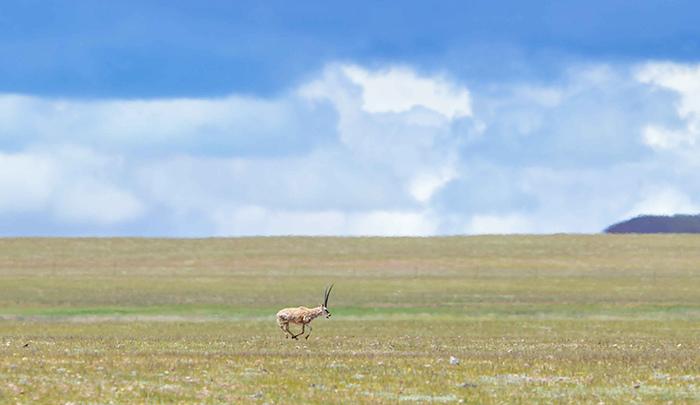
[{"xmin": 2, "ymin": 1, "xmax": 700, "ymax": 235}]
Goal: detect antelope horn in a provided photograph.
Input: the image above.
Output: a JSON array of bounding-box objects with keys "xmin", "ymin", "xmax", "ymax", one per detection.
[{"xmin": 324, "ymin": 283, "xmax": 334, "ymax": 307}]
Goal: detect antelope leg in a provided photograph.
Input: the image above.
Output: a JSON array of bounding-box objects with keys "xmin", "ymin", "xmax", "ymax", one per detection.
[
  {"xmin": 291, "ymin": 324, "xmax": 305, "ymax": 340},
  {"xmin": 304, "ymin": 324, "xmax": 313, "ymax": 340},
  {"xmin": 280, "ymin": 322, "xmax": 293, "ymax": 338}
]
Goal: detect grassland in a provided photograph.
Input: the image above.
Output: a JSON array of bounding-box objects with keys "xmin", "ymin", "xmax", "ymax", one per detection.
[{"xmin": 1, "ymin": 235, "xmax": 699, "ymax": 403}]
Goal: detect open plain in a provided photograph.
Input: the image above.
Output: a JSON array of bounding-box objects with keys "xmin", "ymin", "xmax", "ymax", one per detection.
[{"xmin": 1, "ymin": 236, "xmax": 699, "ymax": 403}]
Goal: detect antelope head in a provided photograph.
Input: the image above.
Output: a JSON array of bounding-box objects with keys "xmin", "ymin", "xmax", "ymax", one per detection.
[{"xmin": 322, "ymin": 284, "xmax": 334, "ymax": 318}]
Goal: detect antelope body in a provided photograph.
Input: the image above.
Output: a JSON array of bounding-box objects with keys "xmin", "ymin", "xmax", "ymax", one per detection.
[{"xmin": 276, "ymin": 284, "xmax": 333, "ymax": 340}]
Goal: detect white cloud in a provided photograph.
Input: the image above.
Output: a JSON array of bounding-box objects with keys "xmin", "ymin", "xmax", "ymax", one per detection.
[
  {"xmin": 1, "ymin": 61, "xmax": 700, "ymax": 235},
  {"xmin": 636, "ymin": 62, "xmax": 700, "ymax": 156},
  {"xmin": 0, "ymin": 93, "xmax": 332, "ymax": 155},
  {"xmin": 625, "ymin": 187, "xmax": 699, "ymax": 218},
  {"xmin": 636, "ymin": 62, "xmax": 700, "ymax": 106},
  {"xmin": 54, "ymin": 180, "xmax": 144, "ymax": 225},
  {"xmin": 341, "ymin": 65, "xmax": 472, "ymax": 119},
  {"xmin": 409, "ymin": 165, "xmax": 458, "ymax": 203},
  {"xmin": 0, "ymin": 147, "xmax": 145, "ymax": 226},
  {"xmin": 299, "ymin": 64, "xmax": 466, "ymax": 205},
  {"xmin": 642, "ymin": 125, "xmax": 696, "ymax": 149},
  {"xmin": 466, "ymin": 213, "xmax": 534, "ymax": 235},
  {"xmin": 211, "ymin": 206, "xmax": 436, "ymax": 236},
  {"xmin": 0, "ymin": 152, "xmax": 55, "ymax": 212},
  {"xmin": 88, "ymin": 63, "xmax": 473, "ymax": 235},
  {"xmin": 350, "ymin": 210, "xmax": 437, "ymax": 236}
]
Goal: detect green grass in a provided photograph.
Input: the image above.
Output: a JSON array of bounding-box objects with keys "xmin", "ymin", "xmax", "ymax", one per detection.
[{"xmin": 1, "ymin": 235, "xmax": 699, "ymax": 403}]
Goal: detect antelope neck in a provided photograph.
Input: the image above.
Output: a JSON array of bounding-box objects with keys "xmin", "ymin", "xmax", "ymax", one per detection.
[{"xmin": 308, "ymin": 306, "xmax": 325, "ymax": 319}]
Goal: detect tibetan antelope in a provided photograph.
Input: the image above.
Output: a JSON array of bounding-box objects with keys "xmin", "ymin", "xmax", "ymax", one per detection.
[{"xmin": 276, "ymin": 284, "xmax": 334, "ymax": 340}]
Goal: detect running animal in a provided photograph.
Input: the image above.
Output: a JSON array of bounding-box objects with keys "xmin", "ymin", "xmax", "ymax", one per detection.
[{"xmin": 276, "ymin": 284, "xmax": 334, "ymax": 340}]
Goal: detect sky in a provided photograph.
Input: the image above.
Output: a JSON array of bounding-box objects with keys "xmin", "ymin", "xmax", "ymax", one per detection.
[{"xmin": 2, "ymin": 0, "xmax": 700, "ymax": 236}]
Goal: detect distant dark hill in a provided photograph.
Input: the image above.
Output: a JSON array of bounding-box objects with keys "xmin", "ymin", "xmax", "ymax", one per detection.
[{"xmin": 605, "ymin": 214, "xmax": 700, "ymax": 233}]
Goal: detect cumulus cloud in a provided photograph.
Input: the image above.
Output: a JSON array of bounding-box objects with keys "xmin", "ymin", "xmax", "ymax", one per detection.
[
  {"xmin": 211, "ymin": 206, "xmax": 436, "ymax": 236},
  {"xmin": 636, "ymin": 62, "xmax": 700, "ymax": 159},
  {"xmin": 1, "ymin": 61, "xmax": 699, "ymax": 235},
  {"xmin": 642, "ymin": 126, "xmax": 696, "ymax": 150},
  {"xmin": 1, "ymin": 64, "xmax": 470, "ymax": 235},
  {"xmin": 0, "ymin": 152, "xmax": 55, "ymax": 212},
  {"xmin": 466, "ymin": 213, "xmax": 535, "ymax": 235},
  {"xmin": 54, "ymin": 180, "xmax": 144, "ymax": 225},
  {"xmin": 340, "ymin": 65, "xmax": 472, "ymax": 118},
  {"xmin": 409, "ymin": 166, "xmax": 458, "ymax": 204},
  {"xmin": 624, "ymin": 187, "xmax": 700, "ymax": 218},
  {"xmin": 0, "ymin": 93, "xmax": 335, "ymax": 156},
  {"xmin": 432, "ymin": 63, "xmax": 700, "ymax": 233},
  {"xmin": 300, "ymin": 64, "xmax": 463, "ymax": 206},
  {"xmin": 0, "ymin": 147, "xmax": 144, "ymax": 228}
]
